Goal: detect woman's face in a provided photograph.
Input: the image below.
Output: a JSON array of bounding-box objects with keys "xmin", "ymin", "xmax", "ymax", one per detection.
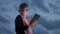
[{"xmin": 23, "ymin": 7, "xmax": 28, "ymax": 16}]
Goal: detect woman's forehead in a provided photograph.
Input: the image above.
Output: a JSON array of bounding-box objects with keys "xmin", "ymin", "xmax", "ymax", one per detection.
[
  {"xmin": 24, "ymin": 7, "xmax": 28, "ymax": 9},
  {"xmin": 25, "ymin": 7, "xmax": 28, "ymax": 9}
]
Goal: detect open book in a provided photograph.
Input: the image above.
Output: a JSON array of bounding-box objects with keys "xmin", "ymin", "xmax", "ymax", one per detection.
[{"xmin": 29, "ymin": 14, "xmax": 40, "ymax": 25}]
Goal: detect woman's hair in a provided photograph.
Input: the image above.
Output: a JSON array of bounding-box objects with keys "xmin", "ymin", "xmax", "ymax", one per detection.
[{"xmin": 19, "ymin": 3, "xmax": 28, "ymax": 13}]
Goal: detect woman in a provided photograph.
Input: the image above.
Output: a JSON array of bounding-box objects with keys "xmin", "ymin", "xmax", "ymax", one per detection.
[{"xmin": 15, "ymin": 3, "xmax": 37, "ymax": 34}]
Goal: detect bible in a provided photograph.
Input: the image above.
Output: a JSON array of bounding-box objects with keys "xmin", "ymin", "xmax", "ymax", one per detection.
[{"xmin": 29, "ymin": 14, "xmax": 40, "ymax": 25}]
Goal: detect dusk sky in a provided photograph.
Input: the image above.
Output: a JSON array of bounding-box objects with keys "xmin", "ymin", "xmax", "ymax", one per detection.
[{"xmin": 0, "ymin": 0, "xmax": 60, "ymax": 34}]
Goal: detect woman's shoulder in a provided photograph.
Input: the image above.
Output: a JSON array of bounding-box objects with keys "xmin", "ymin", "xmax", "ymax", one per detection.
[
  {"xmin": 17, "ymin": 15, "xmax": 21, "ymax": 17},
  {"xmin": 15, "ymin": 15, "xmax": 22, "ymax": 20}
]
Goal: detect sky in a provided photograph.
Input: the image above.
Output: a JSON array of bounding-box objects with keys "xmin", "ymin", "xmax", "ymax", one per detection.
[{"xmin": 0, "ymin": 0, "xmax": 60, "ymax": 34}]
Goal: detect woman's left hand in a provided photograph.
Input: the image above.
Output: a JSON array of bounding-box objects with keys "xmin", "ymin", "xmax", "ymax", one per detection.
[
  {"xmin": 30, "ymin": 20, "xmax": 37, "ymax": 28},
  {"xmin": 32, "ymin": 21, "xmax": 37, "ymax": 27}
]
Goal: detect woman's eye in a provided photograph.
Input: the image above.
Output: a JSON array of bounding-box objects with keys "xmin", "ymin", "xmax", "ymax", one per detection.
[{"xmin": 26, "ymin": 9, "xmax": 28, "ymax": 11}]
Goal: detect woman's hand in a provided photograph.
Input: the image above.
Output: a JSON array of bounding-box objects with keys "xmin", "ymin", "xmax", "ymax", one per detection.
[
  {"xmin": 32, "ymin": 21, "xmax": 37, "ymax": 26},
  {"xmin": 29, "ymin": 19, "xmax": 37, "ymax": 28}
]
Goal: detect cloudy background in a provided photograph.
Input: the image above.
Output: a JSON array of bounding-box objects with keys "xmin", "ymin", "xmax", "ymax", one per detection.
[{"xmin": 0, "ymin": 0, "xmax": 60, "ymax": 34}]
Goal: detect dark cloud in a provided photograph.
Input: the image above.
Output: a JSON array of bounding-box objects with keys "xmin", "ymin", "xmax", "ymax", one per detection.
[
  {"xmin": 0, "ymin": 24, "xmax": 14, "ymax": 34},
  {"xmin": 0, "ymin": 7, "xmax": 8, "ymax": 12},
  {"xmin": 49, "ymin": 3, "xmax": 60, "ymax": 15},
  {"xmin": 54, "ymin": 11, "xmax": 60, "ymax": 15},
  {"xmin": 31, "ymin": 0, "xmax": 49, "ymax": 13},
  {"xmin": 49, "ymin": 3, "xmax": 58, "ymax": 10},
  {"xmin": 0, "ymin": 15, "xmax": 10, "ymax": 24},
  {"xmin": 13, "ymin": 4, "xmax": 19, "ymax": 11},
  {"xmin": 32, "ymin": 24, "xmax": 48, "ymax": 34},
  {"xmin": 38, "ymin": 17, "xmax": 60, "ymax": 30},
  {"xmin": 0, "ymin": 15, "xmax": 15, "ymax": 34}
]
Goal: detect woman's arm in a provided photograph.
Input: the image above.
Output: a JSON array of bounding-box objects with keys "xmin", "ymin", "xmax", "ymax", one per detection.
[{"xmin": 15, "ymin": 15, "xmax": 28, "ymax": 30}]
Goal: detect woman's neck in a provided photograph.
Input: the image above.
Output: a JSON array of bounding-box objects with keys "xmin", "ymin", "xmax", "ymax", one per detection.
[{"xmin": 20, "ymin": 14, "xmax": 26, "ymax": 19}]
